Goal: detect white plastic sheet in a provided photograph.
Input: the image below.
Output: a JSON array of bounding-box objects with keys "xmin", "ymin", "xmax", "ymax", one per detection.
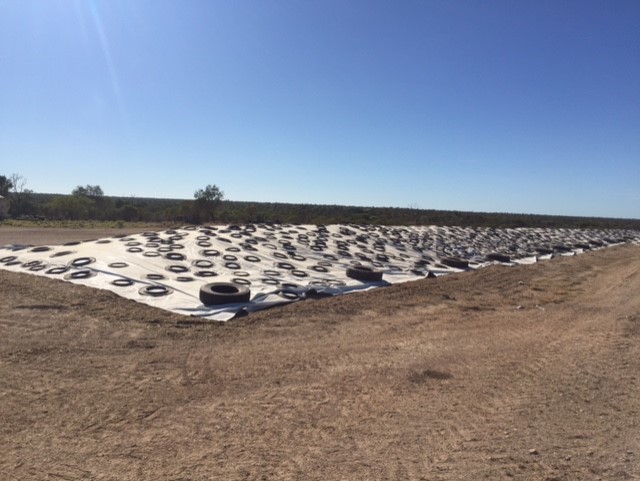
[{"xmin": 1, "ymin": 224, "xmax": 638, "ymax": 321}]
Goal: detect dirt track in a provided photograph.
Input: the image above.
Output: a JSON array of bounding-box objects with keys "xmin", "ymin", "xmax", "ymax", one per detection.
[
  {"xmin": 1, "ymin": 228, "xmax": 639, "ymax": 480},
  {"xmin": 0, "ymin": 226, "xmax": 165, "ymax": 247}
]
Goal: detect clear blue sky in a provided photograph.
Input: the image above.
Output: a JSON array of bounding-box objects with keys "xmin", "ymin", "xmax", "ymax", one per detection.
[{"xmin": 1, "ymin": 0, "xmax": 638, "ymax": 219}]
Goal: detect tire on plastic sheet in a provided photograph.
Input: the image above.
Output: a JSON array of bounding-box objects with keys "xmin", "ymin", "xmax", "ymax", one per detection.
[
  {"xmin": 441, "ymin": 257, "xmax": 469, "ymax": 269},
  {"xmin": 486, "ymin": 253, "xmax": 511, "ymax": 263},
  {"xmin": 346, "ymin": 265, "xmax": 383, "ymax": 282},
  {"xmin": 199, "ymin": 282, "xmax": 251, "ymax": 306}
]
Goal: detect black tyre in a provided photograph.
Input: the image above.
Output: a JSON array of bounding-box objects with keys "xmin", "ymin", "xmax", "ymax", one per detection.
[
  {"xmin": 50, "ymin": 250, "xmax": 75, "ymax": 258},
  {"xmin": 346, "ymin": 265, "xmax": 383, "ymax": 282},
  {"xmin": 109, "ymin": 262, "xmax": 129, "ymax": 268},
  {"xmin": 486, "ymin": 253, "xmax": 511, "ymax": 263},
  {"xmin": 69, "ymin": 257, "xmax": 96, "ymax": 267},
  {"xmin": 277, "ymin": 289, "xmax": 301, "ymax": 300},
  {"xmin": 441, "ymin": 257, "xmax": 469, "ymax": 269},
  {"xmin": 64, "ymin": 270, "xmax": 97, "ymax": 280},
  {"xmin": 166, "ymin": 265, "xmax": 189, "ymax": 273},
  {"xmin": 139, "ymin": 285, "xmax": 173, "ymax": 297},
  {"xmin": 46, "ymin": 266, "xmax": 70, "ymax": 275},
  {"xmin": 199, "ymin": 282, "xmax": 251, "ymax": 305}
]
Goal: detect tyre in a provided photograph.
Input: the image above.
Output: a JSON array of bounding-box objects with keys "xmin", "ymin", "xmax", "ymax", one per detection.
[
  {"xmin": 346, "ymin": 265, "xmax": 383, "ymax": 282},
  {"xmin": 441, "ymin": 257, "xmax": 469, "ymax": 269},
  {"xmin": 109, "ymin": 262, "xmax": 129, "ymax": 268},
  {"xmin": 139, "ymin": 285, "xmax": 173, "ymax": 297},
  {"xmin": 486, "ymin": 253, "xmax": 511, "ymax": 263},
  {"xmin": 64, "ymin": 270, "xmax": 97, "ymax": 280},
  {"xmin": 277, "ymin": 289, "xmax": 301, "ymax": 300},
  {"xmin": 69, "ymin": 257, "xmax": 96, "ymax": 267},
  {"xmin": 199, "ymin": 282, "xmax": 251, "ymax": 305},
  {"xmin": 46, "ymin": 266, "xmax": 70, "ymax": 275}
]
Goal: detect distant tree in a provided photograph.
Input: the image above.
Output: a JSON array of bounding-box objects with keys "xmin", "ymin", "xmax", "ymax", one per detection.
[
  {"xmin": 72, "ymin": 184, "xmax": 104, "ymax": 198},
  {"xmin": 72, "ymin": 186, "xmax": 87, "ymax": 196},
  {"xmin": 194, "ymin": 184, "xmax": 224, "ymax": 222},
  {"xmin": 0, "ymin": 175, "xmax": 13, "ymax": 197},
  {"xmin": 9, "ymin": 174, "xmax": 27, "ymax": 194},
  {"xmin": 7, "ymin": 174, "xmax": 35, "ymax": 217},
  {"xmin": 46, "ymin": 195, "xmax": 93, "ymax": 220},
  {"xmin": 118, "ymin": 204, "xmax": 139, "ymax": 222},
  {"xmin": 194, "ymin": 184, "xmax": 224, "ymax": 204},
  {"xmin": 66, "ymin": 184, "xmax": 110, "ymax": 219},
  {"xmin": 89, "ymin": 185, "xmax": 104, "ymax": 197},
  {"xmin": 407, "ymin": 203, "xmax": 423, "ymax": 225}
]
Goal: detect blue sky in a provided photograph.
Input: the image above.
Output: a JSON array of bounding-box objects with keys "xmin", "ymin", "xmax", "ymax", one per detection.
[{"xmin": 0, "ymin": 0, "xmax": 638, "ymax": 219}]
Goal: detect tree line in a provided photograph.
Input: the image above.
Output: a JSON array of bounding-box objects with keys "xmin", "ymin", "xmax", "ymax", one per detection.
[{"xmin": 1, "ymin": 174, "xmax": 639, "ymax": 230}]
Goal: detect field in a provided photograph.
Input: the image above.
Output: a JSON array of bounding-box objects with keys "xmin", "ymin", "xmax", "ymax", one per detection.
[{"xmin": 1, "ymin": 227, "xmax": 639, "ymax": 480}]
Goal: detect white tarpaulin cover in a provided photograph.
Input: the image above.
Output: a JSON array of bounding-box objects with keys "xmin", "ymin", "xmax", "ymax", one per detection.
[{"xmin": 1, "ymin": 224, "xmax": 638, "ymax": 321}]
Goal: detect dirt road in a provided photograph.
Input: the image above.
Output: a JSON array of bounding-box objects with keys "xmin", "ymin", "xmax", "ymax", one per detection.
[
  {"xmin": 0, "ymin": 226, "xmax": 164, "ymax": 247},
  {"xmin": 1, "ymin": 228, "xmax": 639, "ymax": 480}
]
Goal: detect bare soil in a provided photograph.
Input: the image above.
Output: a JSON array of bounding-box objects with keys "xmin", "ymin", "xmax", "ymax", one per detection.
[{"xmin": 1, "ymin": 228, "xmax": 639, "ymax": 480}]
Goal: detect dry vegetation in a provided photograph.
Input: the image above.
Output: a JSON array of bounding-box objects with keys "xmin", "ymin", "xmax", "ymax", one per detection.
[{"xmin": 1, "ymin": 228, "xmax": 639, "ymax": 480}]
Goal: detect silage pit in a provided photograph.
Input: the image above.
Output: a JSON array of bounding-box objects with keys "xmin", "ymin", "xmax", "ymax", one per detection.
[{"xmin": 0, "ymin": 223, "xmax": 638, "ymax": 321}]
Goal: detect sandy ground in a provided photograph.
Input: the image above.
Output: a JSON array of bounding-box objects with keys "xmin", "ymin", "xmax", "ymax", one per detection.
[{"xmin": 1, "ymin": 227, "xmax": 639, "ymax": 480}]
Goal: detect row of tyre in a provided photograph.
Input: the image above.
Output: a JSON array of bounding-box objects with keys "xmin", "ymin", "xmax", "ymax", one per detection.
[
  {"xmin": 70, "ymin": 224, "xmax": 632, "ymax": 269},
  {"xmin": 0, "ymin": 248, "xmax": 388, "ymax": 305},
  {"xmin": 199, "ymin": 265, "xmax": 383, "ymax": 305}
]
